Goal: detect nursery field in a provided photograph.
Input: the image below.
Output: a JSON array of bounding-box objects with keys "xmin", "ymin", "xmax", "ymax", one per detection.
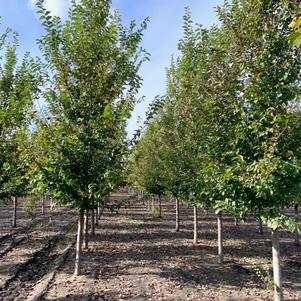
[{"xmin": 0, "ymin": 199, "xmax": 299, "ymax": 301}]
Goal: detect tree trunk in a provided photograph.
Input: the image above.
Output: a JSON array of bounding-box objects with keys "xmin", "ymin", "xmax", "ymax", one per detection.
[
  {"xmin": 97, "ymin": 203, "xmax": 100, "ymax": 220},
  {"xmin": 95, "ymin": 208, "xmax": 98, "ymax": 226},
  {"xmin": 50, "ymin": 196, "xmax": 54, "ymax": 211},
  {"xmin": 74, "ymin": 209, "xmax": 84, "ymax": 276},
  {"xmin": 152, "ymin": 197, "xmax": 155, "ymax": 212},
  {"xmin": 91, "ymin": 208, "xmax": 95, "ymax": 235},
  {"xmin": 271, "ymin": 229, "xmax": 283, "ymax": 301},
  {"xmin": 12, "ymin": 197, "xmax": 17, "ymax": 228},
  {"xmin": 259, "ymin": 217, "xmax": 263, "ymax": 234},
  {"xmin": 84, "ymin": 210, "xmax": 89, "ymax": 249},
  {"xmin": 41, "ymin": 194, "xmax": 45, "ymax": 215},
  {"xmin": 218, "ymin": 212, "xmax": 224, "ymax": 264},
  {"xmin": 158, "ymin": 196, "xmax": 162, "ymax": 218},
  {"xmin": 175, "ymin": 198, "xmax": 180, "ymax": 232},
  {"xmin": 234, "ymin": 217, "xmax": 238, "ymax": 226},
  {"xmin": 294, "ymin": 205, "xmax": 299, "ymax": 246},
  {"xmin": 99, "ymin": 202, "xmax": 105, "ymax": 217},
  {"xmin": 193, "ymin": 206, "xmax": 198, "ymax": 244}
]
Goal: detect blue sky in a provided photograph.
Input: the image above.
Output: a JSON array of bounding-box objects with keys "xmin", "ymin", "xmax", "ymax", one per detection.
[{"xmin": 0, "ymin": 0, "xmax": 224, "ymax": 137}]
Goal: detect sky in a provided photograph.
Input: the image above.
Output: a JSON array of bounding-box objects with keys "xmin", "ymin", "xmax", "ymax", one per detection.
[{"xmin": 0, "ymin": 0, "xmax": 224, "ymax": 137}]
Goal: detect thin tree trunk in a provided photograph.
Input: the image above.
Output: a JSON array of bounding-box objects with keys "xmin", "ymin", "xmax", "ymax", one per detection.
[
  {"xmin": 41, "ymin": 194, "xmax": 45, "ymax": 215},
  {"xmin": 259, "ymin": 217, "xmax": 263, "ymax": 234},
  {"xmin": 95, "ymin": 208, "xmax": 98, "ymax": 226},
  {"xmin": 218, "ymin": 212, "xmax": 224, "ymax": 264},
  {"xmin": 152, "ymin": 197, "xmax": 155, "ymax": 212},
  {"xmin": 50, "ymin": 196, "xmax": 54, "ymax": 211},
  {"xmin": 175, "ymin": 198, "xmax": 180, "ymax": 232},
  {"xmin": 96, "ymin": 203, "xmax": 100, "ymax": 220},
  {"xmin": 234, "ymin": 217, "xmax": 238, "ymax": 226},
  {"xmin": 84, "ymin": 210, "xmax": 89, "ymax": 249},
  {"xmin": 12, "ymin": 197, "xmax": 17, "ymax": 228},
  {"xmin": 294, "ymin": 205, "xmax": 299, "ymax": 246},
  {"xmin": 193, "ymin": 206, "xmax": 198, "ymax": 244},
  {"xmin": 158, "ymin": 196, "xmax": 162, "ymax": 218},
  {"xmin": 91, "ymin": 208, "xmax": 95, "ymax": 235},
  {"xmin": 74, "ymin": 209, "xmax": 84, "ymax": 276},
  {"xmin": 99, "ymin": 202, "xmax": 105, "ymax": 217},
  {"xmin": 271, "ymin": 229, "xmax": 283, "ymax": 301}
]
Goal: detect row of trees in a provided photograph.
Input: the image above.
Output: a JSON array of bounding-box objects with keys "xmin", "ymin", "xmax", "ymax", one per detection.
[
  {"xmin": 0, "ymin": 0, "xmax": 147, "ymax": 276},
  {"xmin": 128, "ymin": 1, "xmax": 300, "ymax": 301}
]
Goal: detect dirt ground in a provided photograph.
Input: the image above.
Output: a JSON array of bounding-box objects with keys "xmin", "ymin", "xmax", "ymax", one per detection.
[
  {"xmin": 0, "ymin": 200, "xmax": 77, "ymax": 301},
  {"xmin": 0, "ymin": 198, "xmax": 49, "ymax": 238},
  {"xmin": 36, "ymin": 202, "xmax": 300, "ymax": 301}
]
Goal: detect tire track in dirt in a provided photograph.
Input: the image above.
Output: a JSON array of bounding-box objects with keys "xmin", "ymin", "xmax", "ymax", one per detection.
[{"xmin": 0, "ymin": 211, "xmax": 77, "ymax": 301}]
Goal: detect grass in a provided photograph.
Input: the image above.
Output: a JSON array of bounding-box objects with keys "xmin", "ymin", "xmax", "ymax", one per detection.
[{"xmin": 126, "ymin": 218, "xmax": 145, "ymax": 225}]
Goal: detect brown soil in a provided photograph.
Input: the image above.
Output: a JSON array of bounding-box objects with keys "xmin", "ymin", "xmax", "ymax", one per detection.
[
  {"xmin": 39, "ymin": 202, "xmax": 300, "ymax": 301},
  {"xmin": 0, "ymin": 208, "xmax": 77, "ymax": 301}
]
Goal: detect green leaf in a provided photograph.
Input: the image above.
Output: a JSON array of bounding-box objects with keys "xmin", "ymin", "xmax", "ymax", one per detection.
[
  {"xmin": 288, "ymin": 30, "xmax": 301, "ymax": 46},
  {"xmin": 103, "ymin": 104, "xmax": 112, "ymax": 119}
]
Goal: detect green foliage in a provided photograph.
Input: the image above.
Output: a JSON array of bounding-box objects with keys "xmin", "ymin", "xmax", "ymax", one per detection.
[
  {"xmin": 33, "ymin": 0, "xmax": 148, "ymax": 210},
  {"xmin": 151, "ymin": 206, "xmax": 161, "ymax": 218},
  {"xmin": 288, "ymin": 17, "xmax": 301, "ymax": 46},
  {"xmin": 261, "ymin": 211, "xmax": 301, "ymax": 232},
  {"xmin": 128, "ymin": 0, "xmax": 301, "ymax": 232},
  {"xmin": 126, "ymin": 218, "xmax": 145, "ymax": 225},
  {"xmin": 0, "ymin": 26, "xmax": 41, "ymax": 200},
  {"xmin": 247, "ymin": 259, "xmax": 274, "ymax": 293},
  {"xmin": 23, "ymin": 194, "xmax": 38, "ymax": 219}
]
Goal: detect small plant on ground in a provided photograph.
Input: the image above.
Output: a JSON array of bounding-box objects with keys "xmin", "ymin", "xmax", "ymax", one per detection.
[
  {"xmin": 23, "ymin": 195, "xmax": 37, "ymax": 219},
  {"xmin": 127, "ymin": 218, "xmax": 145, "ymax": 225},
  {"xmin": 152, "ymin": 207, "xmax": 161, "ymax": 218},
  {"xmin": 247, "ymin": 259, "xmax": 274, "ymax": 294}
]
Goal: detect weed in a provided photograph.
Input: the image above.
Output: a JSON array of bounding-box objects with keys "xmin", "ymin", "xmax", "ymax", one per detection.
[
  {"xmin": 23, "ymin": 195, "xmax": 38, "ymax": 219},
  {"xmin": 127, "ymin": 219, "xmax": 145, "ymax": 225},
  {"xmin": 152, "ymin": 207, "xmax": 161, "ymax": 218},
  {"xmin": 247, "ymin": 259, "xmax": 274, "ymax": 294}
]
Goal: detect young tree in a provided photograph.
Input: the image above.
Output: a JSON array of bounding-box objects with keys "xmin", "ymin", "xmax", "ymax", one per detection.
[
  {"xmin": 35, "ymin": 0, "xmax": 147, "ymax": 275},
  {"xmin": 0, "ymin": 28, "xmax": 41, "ymax": 227},
  {"xmin": 215, "ymin": 2, "xmax": 301, "ymax": 299}
]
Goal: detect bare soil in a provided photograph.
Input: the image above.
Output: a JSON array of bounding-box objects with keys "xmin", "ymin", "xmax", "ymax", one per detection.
[
  {"xmin": 38, "ymin": 202, "xmax": 300, "ymax": 301},
  {"xmin": 0, "ymin": 202, "xmax": 77, "ymax": 301}
]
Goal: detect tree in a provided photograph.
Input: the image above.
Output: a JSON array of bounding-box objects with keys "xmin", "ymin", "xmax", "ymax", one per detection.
[
  {"xmin": 35, "ymin": 0, "xmax": 147, "ymax": 275},
  {"xmin": 128, "ymin": 2, "xmax": 300, "ymax": 300},
  {"xmin": 128, "ymin": 117, "xmax": 166, "ymax": 217},
  {"xmin": 0, "ymin": 27, "xmax": 41, "ymax": 227},
  {"xmin": 214, "ymin": 2, "xmax": 301, "ymax": 300}
]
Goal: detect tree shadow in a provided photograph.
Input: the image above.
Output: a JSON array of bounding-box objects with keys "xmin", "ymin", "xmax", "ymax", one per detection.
[{"xmin": 42, "ymin": 291, "xmax": 120, "ymax": 301}]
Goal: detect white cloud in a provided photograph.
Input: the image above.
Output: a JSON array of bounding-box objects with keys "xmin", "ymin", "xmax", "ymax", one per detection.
[{"xmin": 28, "ymin": 0, "xmax": 71, "ymax": 18}]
